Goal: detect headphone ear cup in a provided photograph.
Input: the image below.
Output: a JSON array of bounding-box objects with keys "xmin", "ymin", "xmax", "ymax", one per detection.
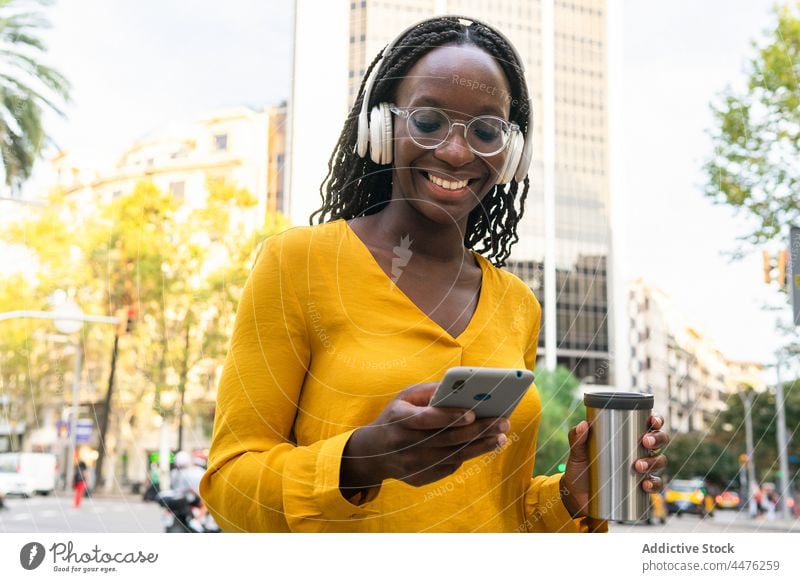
[
  {"xmin": 497, "ymin": 133, "xmax": 523, "ymax": 185},
  {"xmin": 513, "ymin": 133, "xmax": 533, "ymax": 183},
  {"xmin": 379, "ymin": 102, "xmax": 393, "ymax": 165},
  {"xmin": 368, "ymin": 103, "xmax": 393, "ymax": 165},
  {"xmin": 369, "ymin": 105, "xmax": 384, "ymax": 165},
  {"xmin": 514, "ymin": 104, "xmax": 535, "ymax": 182},
  {"xmin": 514, "ymin": 144, "xmax": 533, "ymax": 183},
  {"xmin": 356, "ymin": 108, "xmax": 370, "ymax": 158},
  {"xmin": 508, "ymin": 133, "xmax": 524, "ymax": 182},
  {"xmin": 496, "ymin": 143, "xmax": 512, "ymax": 186}
]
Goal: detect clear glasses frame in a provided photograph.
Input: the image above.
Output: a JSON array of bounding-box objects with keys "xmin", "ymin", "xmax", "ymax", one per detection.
[{"xmin": 388, "ymin": 104, "xmax": 519, "ymax": 157}]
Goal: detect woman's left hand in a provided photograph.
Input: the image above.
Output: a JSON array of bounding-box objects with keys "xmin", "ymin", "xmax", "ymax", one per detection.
[{"xmin": 559, "ymin": 414, "xmax": 670, "ymax": 518}]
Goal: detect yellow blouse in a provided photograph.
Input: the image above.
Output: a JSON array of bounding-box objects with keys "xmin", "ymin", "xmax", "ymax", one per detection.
[{"xmin": 199, "ymin": 218, "xmax": 607, "ymax": 533}]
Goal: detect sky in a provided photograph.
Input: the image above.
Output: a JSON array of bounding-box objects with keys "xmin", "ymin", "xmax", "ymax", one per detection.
[
  {"xmin": 619, "ymin": 0, "xmax": 790, "ymax": 372},
  {"xmin": 6, "ymin": 0, "xmax": 794, "ymax": 375}
]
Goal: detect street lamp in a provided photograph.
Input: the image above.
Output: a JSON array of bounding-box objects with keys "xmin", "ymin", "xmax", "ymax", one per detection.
[
  {"xmin": 738, "ymin": 384, "xmax": 758, "ymax": 518},
  {"xmin": 772, "ymin": 350, "xmax": 793, "ymax": 520},
  {"xmin": 54, "ymin": 300, "xmax": 84, "ymax": 493}
]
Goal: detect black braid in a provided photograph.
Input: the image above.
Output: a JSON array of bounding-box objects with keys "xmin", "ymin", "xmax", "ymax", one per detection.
[{"xmin": 310, "ymin": 16, "xmax": 532, "ymax": 268}]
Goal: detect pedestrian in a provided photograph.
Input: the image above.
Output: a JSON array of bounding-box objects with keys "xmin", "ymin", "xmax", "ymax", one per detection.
[
  {"xmin": 170, "ymin": 452, "xmax": 204, "ymax": 501},
  {"xmin": 200, "ymin": 14, "xmax": 670, "ymax": 532},
  {"xmin": 73, "ymin": 461, "xmax": 88, "ymax": 508},
  {"xmin": 763, "ymin": 490, "xmax": 777, "ymax": 521},
  {"xmin": 170, "ymin": 451, "xmax": 208, "ymax": 532}
]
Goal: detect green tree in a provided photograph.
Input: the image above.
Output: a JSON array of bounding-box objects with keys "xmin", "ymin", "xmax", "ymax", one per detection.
[
  {"xmin": 0, "ymin": 272, "xmax": 63, "ymax": 448},
  {"xmin": 1, "ymin": 180, "xmax": 287, "ymax": 482},
  {"xmin": 664, "ymin": 432, "xmax": 740, "ymax": 488},
  {"xmin": 0, "ymin": 0, "xmax": 70, "ymax": 191},
  {"xmin": 533, "ymin": 365, "xmax": 585, "ymax": 476},
  {"xmin": 704, "ymin": 2, "xmax": 800, "ymax": 249},
  {"xmin": 711, "ymin": 385, "xmax": 800, "ymax": 483}
]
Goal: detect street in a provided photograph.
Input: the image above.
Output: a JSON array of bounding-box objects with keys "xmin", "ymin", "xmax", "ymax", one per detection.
[
  {"xmin": 0, "ymin": 491, "xmax": 162, "ymax": 533},
  {"xmin": 610, "ymin": 509, "xmax": 800, "ymax": 533},
  {"xmin": 2, "ymin": 493, "xmax": 799, "ymax": 533}
]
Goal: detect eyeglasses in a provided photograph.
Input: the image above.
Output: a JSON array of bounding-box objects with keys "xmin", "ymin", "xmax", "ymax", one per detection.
[{"xmin": 388, "ymin": 104, "xmax": 519, "ymax": 157}]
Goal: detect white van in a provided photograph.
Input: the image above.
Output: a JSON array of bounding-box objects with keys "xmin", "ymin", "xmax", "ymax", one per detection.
[
  {"xmin": 0, "ymin": 455, "xmax": 34, "ymax": 497},
  {"xmin": 0, "ymin": 452, "xmax": 58, "ymax": 496}
]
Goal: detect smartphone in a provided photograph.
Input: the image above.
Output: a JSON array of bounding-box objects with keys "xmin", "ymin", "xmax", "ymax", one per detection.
[{"xmin": 429, "ymin": 366, "xmax": 535, "ymax": 418}]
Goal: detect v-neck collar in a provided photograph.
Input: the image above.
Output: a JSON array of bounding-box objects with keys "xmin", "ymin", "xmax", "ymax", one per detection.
[{"xmin": 339, "ymin": 218, "xmax": 488, "ymax": 345}]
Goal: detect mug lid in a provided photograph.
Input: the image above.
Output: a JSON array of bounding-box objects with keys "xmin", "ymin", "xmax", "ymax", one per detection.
[{"xmin": 583, "ymin": 391, "xmax": 653, "ymax": 410}]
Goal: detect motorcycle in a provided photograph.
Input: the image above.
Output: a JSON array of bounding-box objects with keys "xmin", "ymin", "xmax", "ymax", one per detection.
[{"xmin": 156, "ymin": 489, "xmax": 220, "ymax": 533}]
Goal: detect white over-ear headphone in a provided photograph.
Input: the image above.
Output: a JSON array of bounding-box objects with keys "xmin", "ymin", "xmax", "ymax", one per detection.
[{"xmin": 355, "ymin": 15, "xmax": 534, "ymax": 185}]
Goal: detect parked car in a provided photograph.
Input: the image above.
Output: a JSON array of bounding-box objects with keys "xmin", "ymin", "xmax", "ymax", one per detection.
[
  {"xmin": 0, "ymin": 452, "xmax": 58, "ymax": 496},
  {"xmin": 714, "ymin": 490, "xmax": 741, "ymax": 509},
  {"xmin": 665, "ymin": 479, "xmax": 715, "ymax": 517},
  {"xmin": 0, "ymin": 456, "xmax": 35, "ymax": 497}
]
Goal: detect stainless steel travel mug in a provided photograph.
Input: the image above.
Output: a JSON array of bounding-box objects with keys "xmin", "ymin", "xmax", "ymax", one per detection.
[{"xmin": 584, "ymin": 391, "xmax": 654, "ymax": 522}]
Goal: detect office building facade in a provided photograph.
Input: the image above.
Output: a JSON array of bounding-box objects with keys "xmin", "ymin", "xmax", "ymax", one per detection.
[{"xmin": 628, "ymin": 279, "xmax": 765, "ymax": 433}]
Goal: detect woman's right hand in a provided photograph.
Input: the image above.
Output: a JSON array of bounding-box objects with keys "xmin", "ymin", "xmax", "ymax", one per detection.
[{"xmin": 340, "ymin": 383, "xmax": 510, "ymax": 492}]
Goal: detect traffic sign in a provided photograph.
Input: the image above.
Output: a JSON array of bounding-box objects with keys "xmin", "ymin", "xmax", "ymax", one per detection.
[{"xmin": 75, "ymin": 419, "xmax": 93, "ymax": 443}]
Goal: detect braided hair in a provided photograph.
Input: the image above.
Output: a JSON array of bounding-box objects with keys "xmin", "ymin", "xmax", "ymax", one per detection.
[{"xmin": 310, "ymin": 16, "xmax": 532, "ymax": 268}]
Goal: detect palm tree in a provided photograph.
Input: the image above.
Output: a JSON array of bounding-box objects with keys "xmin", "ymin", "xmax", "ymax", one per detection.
[{"xmin": 0, "ymin": 0, "xmax": 69, "ymax": 193}]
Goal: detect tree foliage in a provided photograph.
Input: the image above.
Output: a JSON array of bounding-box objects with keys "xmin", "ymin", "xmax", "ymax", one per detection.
[
  {"xmin": 664, "ymin": 432, "xmax": 741, "ymax": 488},
  {"xmin": 704, "ymin": 1, "xmax": 800, "ymax": 248},
  {"xmin": 665, "ymin": 381, "xmax": 800, "ymax": 487},
  {"xmin": 0, "ymin": 0, "xmax": 70, "ymax": 190},
  {"xmin": 711, "ymin": 383, "xmax": 800, "ymax": 483},
  {"xmin": 0, "ymin": 180, "xmax": 288, "ymax": 449},
  {"xmin": 533, "ymin": 365, "xmax": 585, "ymax": 475}
]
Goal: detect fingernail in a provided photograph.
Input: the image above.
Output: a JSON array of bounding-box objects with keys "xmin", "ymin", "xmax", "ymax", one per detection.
[
  {"xmin": 497, "ymin": 434, "xmax": 507, "ymax": 447},
  {"xmin": 643, "ymin": 480, "xmax": 652, "ymax": 491},
  {"xmin": 644, "ymin": 436, "xmax": 656, "ymax": 447},
  {"xmin": 462, "ymin": 412, "xmax": 475, "ymax": 424},
  {"xmin": 636, "ymin": 460, "xmax": 648, "ymax": 472},
  {"xmin": 498, "ymin": 420, "xmax": 510, "ymax": 433}
]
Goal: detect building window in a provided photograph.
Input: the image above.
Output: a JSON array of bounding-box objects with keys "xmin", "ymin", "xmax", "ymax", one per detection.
[
  {"xmin": 214, "ymin": 134, "xmax": 228, "ymax": 151},
  {"xmin": 169, "ymin": 181, "xmax": 185, "ymax": 201}
]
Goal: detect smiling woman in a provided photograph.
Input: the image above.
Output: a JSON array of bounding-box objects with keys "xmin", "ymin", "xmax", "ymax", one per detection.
[
  {"xmin": 315, "ymin": 16, "xmax": 534, "ymax": 267},
  {"xmin": 199, "ymin": 14, "xmax": 668, "ymax": 533}
]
